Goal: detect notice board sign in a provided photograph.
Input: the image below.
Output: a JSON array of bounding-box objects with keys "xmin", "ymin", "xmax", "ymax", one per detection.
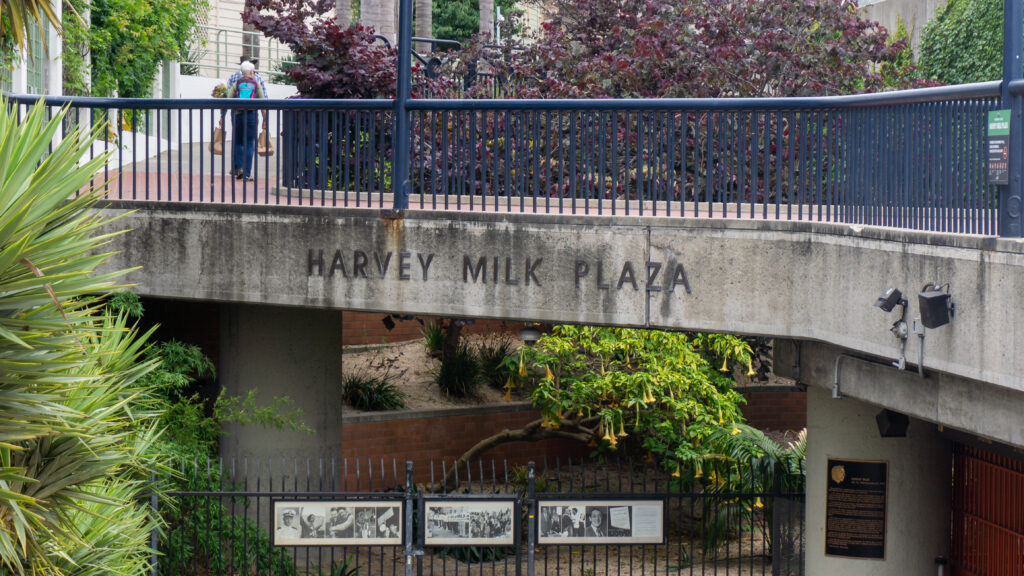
[
  {"xmin": 988, "ymin": 109, "xmax": 1010, "ymax": 185},
  {"xmin": 825, "ymin": 459, "xmax": 887, "ymax": 559}
]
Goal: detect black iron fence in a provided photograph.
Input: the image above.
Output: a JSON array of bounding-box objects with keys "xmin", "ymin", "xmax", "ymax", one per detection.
[
  {"xmin": 6, "ymin": 81, "xmax": 1003, "ymax": 234},
  {"xmin": 3, "ymin": 81, "xmax": 1003, "ymax": 234},
  {"xmin": 162, "ymin": 456, "xmax": 804, "ymax": 576}
]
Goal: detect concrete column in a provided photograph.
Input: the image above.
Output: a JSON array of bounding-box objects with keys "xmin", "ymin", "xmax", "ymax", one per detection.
[
  {"xmin": 45, "ymin": 0, "xmax": 62, "ymax": 96},
  {"xmin": 218, "ymin": 303, "xmax": 343, "ymax": 464},
  {"xmin": 806, "ymin": 386, "xmax": 951, "ymax": 576}
]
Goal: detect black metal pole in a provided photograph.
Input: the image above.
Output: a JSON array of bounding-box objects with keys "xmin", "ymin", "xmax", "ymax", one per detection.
[
  {"xmin": 526, "ymin": 461, "xmax": 535, "ymax": 576},
  {"xmin": 1001, "ymin": 0, "xmax": 1023, "ymax": 236},
  {"xmin": 404, "ymin": 460, "xmax": 415, "ymax": 576},
  {"xmin": 391, "ymin": 0, "xmax": 413, "ymax": 211}
]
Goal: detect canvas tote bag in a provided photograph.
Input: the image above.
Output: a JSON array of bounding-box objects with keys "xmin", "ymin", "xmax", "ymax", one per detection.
[{"xmin": 258, "ymin": 128, "xmax": 274, "ymax": 157}]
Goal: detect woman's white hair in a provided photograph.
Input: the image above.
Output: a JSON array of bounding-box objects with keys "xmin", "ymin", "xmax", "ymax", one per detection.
[{"xmin": 240, "ymin": 61, "xmax": 255, "ymax": 74}]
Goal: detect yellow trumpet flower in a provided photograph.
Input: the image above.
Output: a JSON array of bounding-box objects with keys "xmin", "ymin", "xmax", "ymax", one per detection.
[
  {"xmin": 518, "ymin": 354, "xmax": 527, "ymax": 378},
  {"xmin": 545, "ymin": 365, "xmax": 554, "ymax": 380},
  {"xmin": 746, "ymin": 362, "xmax": 756, "ymax": 377},
  {"xmin": 672, "ymin": 465, "xmax": 681, "ymax": 478},
  {"xmin": 754, "ymin": 497, "xmax": 764, "ymax": 509},
  {"xmin": 720, "ymin": 357, "xmax": 729, "ymax": 372},
  {"xmin": 617, "ymin": 420, "xmax": 627, "ymax": 437},
  {"xmin": 503, "ymin": 388, "xmax": 512, "ymax": 402},
  {"xmin": 731, "ymin": 426, "xmax": 741, "ymax": 435}
]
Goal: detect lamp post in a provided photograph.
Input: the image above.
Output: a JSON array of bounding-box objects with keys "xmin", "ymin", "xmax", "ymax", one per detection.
[{"xmin": 391, "ymin": 0, "xmax": 413, "ymax": 212}]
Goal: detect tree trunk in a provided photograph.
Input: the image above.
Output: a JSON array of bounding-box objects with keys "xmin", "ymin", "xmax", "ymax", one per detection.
[
  {"xmin": 441, "ymin": 319, "xmax": 463, "ymax": 365},
  {"xmin": 479, "ymin": 0, "xmax": 494, "ymax": 38},
  {"xmin": 362, "ymin": 0, "xmax": 396, "ymax": 44},
  {"xmin": 336, "ymin": 0, "xmax": 351, "ymax": 27},
  {"xmin": 436, "ymin": 417, "xmax": 596, "ymax": 492},
  {"xmin": 414, "ymin": 0, "xmax": 431, "ymax": 54}
]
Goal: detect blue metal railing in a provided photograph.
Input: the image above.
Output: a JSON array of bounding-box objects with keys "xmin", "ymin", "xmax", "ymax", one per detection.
[{"xmin": 5, "ymin": 81, "xmax": 1002, "ymax": 234}]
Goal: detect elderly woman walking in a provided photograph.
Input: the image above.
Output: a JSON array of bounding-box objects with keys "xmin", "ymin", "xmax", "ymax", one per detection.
[{"xmin": 226, "ymin": 61, "xmax": 267, "ymax": 181}]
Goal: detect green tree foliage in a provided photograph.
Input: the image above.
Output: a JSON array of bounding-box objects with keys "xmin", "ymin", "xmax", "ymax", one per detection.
[
  {"xmin": 86, "ymin": 0, "xmax": 205, "ymax": 97},
  {"xmin": 0, "ymin": 100, "xmax": 161, "ymax": 575},
  {"xmin": 440, "ymin": 327, "xmax": 753, "ymax": 488},
  {"xmin": 523, "ymin": 328, "xmax": 750, "ymax": 465},
  {"xmin": 919, "ymin": 0, "xmax": 1003, "ymax": 84},
  {"xmin": 431, "ymin": 0, "xmax": 518, "ymax": 45}
]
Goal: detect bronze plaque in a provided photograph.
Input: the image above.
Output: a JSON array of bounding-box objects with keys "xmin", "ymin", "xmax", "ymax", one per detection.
[{"xmin": 825, "ymin": 459, "xmax": 887, "ymax": 559}]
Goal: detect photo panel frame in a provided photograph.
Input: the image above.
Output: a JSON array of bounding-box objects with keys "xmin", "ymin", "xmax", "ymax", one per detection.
[
  {"xmin": 422, "ymin": 497, "xmax": 518, "ymax": 546},
  {"xmin": 537, "ymin": 499, "xmax": 665, "ymax": 545},
  {"xmin": 272, "ymin": 499, "xmax": 403, "ymax": 546}
]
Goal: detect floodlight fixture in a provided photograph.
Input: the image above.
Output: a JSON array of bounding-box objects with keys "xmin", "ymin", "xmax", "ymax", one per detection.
[{"xmin": 874, "ymin": 287, "xmax": 906, "ymax": 313}]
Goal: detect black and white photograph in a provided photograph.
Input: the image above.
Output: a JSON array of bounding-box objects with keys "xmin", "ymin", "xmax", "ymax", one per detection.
[
  {"xmin": 272, "ymin": 500, "xmax": 403, "ymax": 546},
  {"xmin": 423, "ymin": 499, "xmax": 516, "ymax": 546},
  {"xmin": 538, "ymin": 499, "xmax": 665, "ymax": 545}
]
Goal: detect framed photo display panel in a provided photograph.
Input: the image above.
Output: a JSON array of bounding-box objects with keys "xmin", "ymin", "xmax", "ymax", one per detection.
[
  {"xmin": 422, "ymin": 498, "xmax": 518, "ymax": 546},
  {"xmin": 537, "ymin": 499, "xmax": 665, "ymax": 545},
  {"xmin": 272, "ymin": 500, "xmax": 403, "ymax": 546}
]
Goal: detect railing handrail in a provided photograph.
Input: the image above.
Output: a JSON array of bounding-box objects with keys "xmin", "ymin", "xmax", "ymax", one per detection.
[
  {"xmin": 408, "ymin": 81, "xmax": 1001, "ymax": 111},
  {"xmin": 8, "ymin": 80, "xmax": 999, "ymax": 112},
  {"xmin": 3, "ymin": 93, "xmax": 394, "ymax": 110}
]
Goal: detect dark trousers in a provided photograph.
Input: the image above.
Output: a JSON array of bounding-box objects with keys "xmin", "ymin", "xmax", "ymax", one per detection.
[{"xmin": 232, "ymin": 110, "xmax": 258, "ymax": 178}]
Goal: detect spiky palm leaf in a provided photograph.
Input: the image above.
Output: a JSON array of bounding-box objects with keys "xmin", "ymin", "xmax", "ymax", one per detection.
[
  {"xmin": 0, "ymin": 98, "xmax": 162, "ymax": 576},
  {"xmin": 0, "ymin": 0, "xmax": 62, "ymax": 54}
]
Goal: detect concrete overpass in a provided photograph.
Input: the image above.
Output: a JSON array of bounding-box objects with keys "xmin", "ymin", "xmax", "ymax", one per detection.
[{"xmin": 99, "ymin": 199, "xmax": 1024, "ymax": 575}]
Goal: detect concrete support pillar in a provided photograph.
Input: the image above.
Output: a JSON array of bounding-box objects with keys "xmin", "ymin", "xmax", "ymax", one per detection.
[
  {"xmin": 806, "ymin": 386, "xmax": 951, "ymax": 576},
  {"xmin": 218, "ymin": 303, "xmax": 343, "ymax": 464}
]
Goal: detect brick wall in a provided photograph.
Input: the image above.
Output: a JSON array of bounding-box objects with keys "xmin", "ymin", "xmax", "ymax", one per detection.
[
  {"xmin": 340, "ymin": 403, "xmax": 587, "ymax": 485},
  {"xmin": 739, "ymin": 386, "xmax": 807, "ymax": 431},
  {"xmin": 341, "ymin": 311, "xmax": 521, "ymax": 346}
]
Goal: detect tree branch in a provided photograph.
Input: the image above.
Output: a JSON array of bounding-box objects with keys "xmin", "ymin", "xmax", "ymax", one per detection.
[{"xmin": 433, "ymin": 417, "xmax": 595, "ymax": 492}]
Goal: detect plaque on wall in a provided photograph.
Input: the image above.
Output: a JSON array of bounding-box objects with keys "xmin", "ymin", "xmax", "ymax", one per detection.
[{"xmin": 825, "ymin": 459, "xmax": 887, "ymax": 559}]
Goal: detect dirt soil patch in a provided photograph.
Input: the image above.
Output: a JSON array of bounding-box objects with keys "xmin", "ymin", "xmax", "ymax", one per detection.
[{"xmin": 340, "ymin": 333, "xmax": 525, "ymax": 415}]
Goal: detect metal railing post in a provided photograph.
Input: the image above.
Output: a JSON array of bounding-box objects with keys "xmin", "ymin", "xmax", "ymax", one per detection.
[
  {"xmin": 526, "ymin": 461, "xmax": 535, "ymax": 576},
  {"xmin": 391, "ymin": 0, "xmax": 413, "ymax": 211},
  {"xmin": 403, "ymin": 461, "xmax": 420, "ymax": 576},
  {"xmin": 1001, "ymin": 0, "xmax": 1023, "ymax": 236}
]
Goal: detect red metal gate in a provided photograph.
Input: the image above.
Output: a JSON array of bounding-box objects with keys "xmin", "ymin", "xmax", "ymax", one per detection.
[{"xmin": 951, "ymin": 443, "xmax": 1024, "ymax": 575}]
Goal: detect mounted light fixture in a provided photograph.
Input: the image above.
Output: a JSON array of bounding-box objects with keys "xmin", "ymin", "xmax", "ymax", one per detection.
[
  {"xmin": 876, "ymin": 409, "xmax": 910, "ymax": 438},
  {"xmin": 874, "ymin": 287, "xmax": 909, "ymax": 370},
  {"xmin": 918, "ymin": 283, "xmax": 953, "ymax": 329},
  {"xmin": 874, "ymin": 287, "xmax": 906, "ymax": 312},
  {"xmin": 520, "ymin": 324, "xmax": 542, "ymax": 346}
]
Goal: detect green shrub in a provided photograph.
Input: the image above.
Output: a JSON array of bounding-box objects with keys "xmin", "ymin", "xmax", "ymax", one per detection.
[
  {"xmin": 342, "ymin": 372, "xmax": 407, "ymax": 411},
  {"xmin": 422, "ymin": 322, "xmax": 445, "ymax": 358},
  {"xmin": 919, "ymin": 0, "xmax": 1002, "ymax": 84},
  {"xmin": 434, "ymin": 343, "xmax": 480, "ymax": 397},
  {"xmin": 476, "ymin": 335, "xmax": 515, "ymax": 390}
]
